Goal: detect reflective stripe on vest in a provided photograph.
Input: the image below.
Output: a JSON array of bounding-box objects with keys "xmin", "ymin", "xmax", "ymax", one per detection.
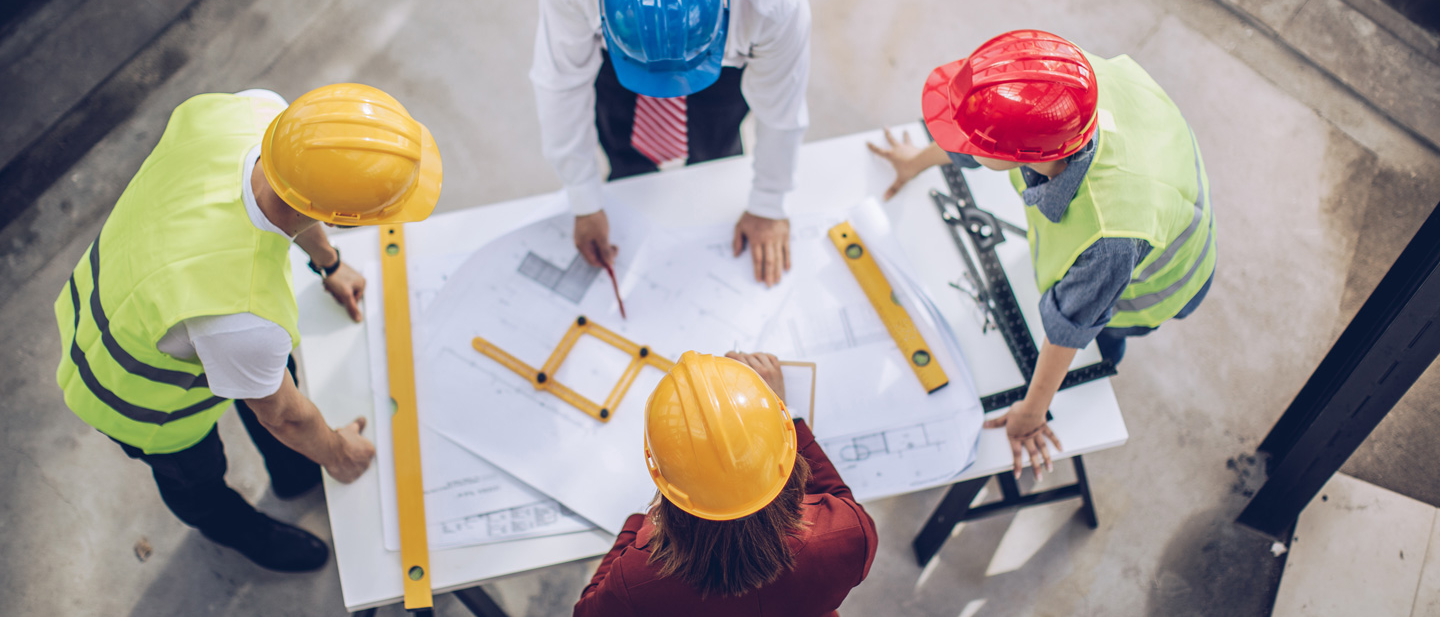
[
  {"xmin": 64, "ymin": 268, "xmax": 225, "ymax": 425},
  {"xmin": 53, "ymin": 93, "xmax": 298, "ymax": 454},
  {"xmin": 80, "ymin": 237, "xmax": 211, "ymax": 392},
  {"xmin": 1114, "ymin": 134, "xmax": 1213, "ymax": 312}
]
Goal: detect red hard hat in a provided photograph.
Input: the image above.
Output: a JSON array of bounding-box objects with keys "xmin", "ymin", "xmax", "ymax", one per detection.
[{"xmin": 922, "ymin": 30, "xmax": 1099, "ymax": 164}]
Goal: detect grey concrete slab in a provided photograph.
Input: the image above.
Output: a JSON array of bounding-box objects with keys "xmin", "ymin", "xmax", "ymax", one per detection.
[
  {"xmin": 0, "ymin": 0, "xmax": 331, "ymax": 316},
  {"xmin": 0, "ymin": 0, "xmax": 195, "ymax": 169},
  {"xmin": 1226, "ymin": 0, "xmax": 1309, "ymax": 32},
  {"xmin": 1158, "ymin": 0, "xmax": 1439, "ymax": 172},
  {"xmin": 0, "ymin": 0, "xmax": 87, "ymax": 67},
  {"xmin": 1217, "ymin": 0, "xmax": 1440, "ymax": 152},
  {"xmin": 1343, "ymin": 0, "xmax": 1440, "ymax": 64},
  {"xmin": 1283, "ymin": 0, "xmax": 1440, "ymax": 148},
  {"xmin": 3, "ymin": 0, "xmax": 1440, "ymax": 615},
  {"xmin": 1272, "ymin": 474, "xmax": 1437, "ymax": 616}
]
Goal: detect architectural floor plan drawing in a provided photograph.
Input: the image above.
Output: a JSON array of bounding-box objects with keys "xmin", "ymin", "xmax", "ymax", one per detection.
[
  {"xmin": 364, "ymin": 256, "xmax": 593, "ymax": 552},
  {"xmin": 367, "ymin": 198, "xmax": 983, "ymax": 538},
  {"xmin": 412, "ymin": 205, "xmax": 823, "ymax": 534},
  {"xmin": 829, "ymin": 423, "xmax": 941, "ymax": 463},
  {"xmin": 817, "ymin": 416, "xmax": 980, "ymax": 499},
  {"xmin": 434, "ymin": 499, "xmax": 572, "ymax": 539}
]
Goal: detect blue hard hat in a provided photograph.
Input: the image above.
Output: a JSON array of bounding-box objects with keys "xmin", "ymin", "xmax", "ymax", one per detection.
[{"xmin": 601, "ymin": 0, "xmax": 730, "ymax": 98}]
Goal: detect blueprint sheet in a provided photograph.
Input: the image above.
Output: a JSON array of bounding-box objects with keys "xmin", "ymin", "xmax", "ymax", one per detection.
[
  {"xmin": 414, "ymin": 204, "xmax": 831, "ymax": 534},
  {"xmin": 364, "ymin": 246, "xmax": 593, "ymax": 552},
  {"xmin": 756, "ymin": 200, "xmax": 984, "ymax": 501}
]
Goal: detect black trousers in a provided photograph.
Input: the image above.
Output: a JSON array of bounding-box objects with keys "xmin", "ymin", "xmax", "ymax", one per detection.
[
  {"xmin": 595, "ymin": 50, "xmax": 750, "ymax": 180},
  {"xmin": 112, "ymin": 357, "xmax": 319, "ymax": 543}
]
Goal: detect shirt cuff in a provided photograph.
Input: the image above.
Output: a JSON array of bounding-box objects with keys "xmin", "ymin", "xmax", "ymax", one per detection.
[
  {"xmin": 566, "ymin": 178, "xmax": 605, "ymax": 216},
  {"xmin": 945, "ymin": 151, "xmax": 982, "ymax": 169},
  {"xmin": 745, "ymin": 187, "xmax": 789, "ymax": 220},
  {"xmin": 1039, "ymin": 288, "xmax": 1109, "ymax": 349}
]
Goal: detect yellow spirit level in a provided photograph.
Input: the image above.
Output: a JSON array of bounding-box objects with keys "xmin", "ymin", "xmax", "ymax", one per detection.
[
  {"xmin": 828, "ymin": 221, "xmax": 949, "ymax": 394},
  {"xmin": 379, "ymin": 225, "xmax": 434, "ymax": 612}
]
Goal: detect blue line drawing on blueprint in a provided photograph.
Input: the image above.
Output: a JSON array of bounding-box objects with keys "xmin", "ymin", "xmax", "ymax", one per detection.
[
  {"xmin": 436, "ymin": 500, "xmax": 574, "ymax": 539},
  {"xmin": 828, "ymin": 423, "xmax": 942, "ymax": 463},
  {"xmin": 784, "ymin": 302, "xmax": 893, "ymax": 357},
  {"xmin": 817, "ymin": 418, "xmax": 973, "ymax": 494},
  {"xmin": 518, "ymin": 251, "xmax": 600, "ymax": 303}
]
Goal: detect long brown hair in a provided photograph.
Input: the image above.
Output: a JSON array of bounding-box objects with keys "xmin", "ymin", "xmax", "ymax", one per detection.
[{"xmin": 648, "ymin": 454, "xmax": 812, "ymax": 598}]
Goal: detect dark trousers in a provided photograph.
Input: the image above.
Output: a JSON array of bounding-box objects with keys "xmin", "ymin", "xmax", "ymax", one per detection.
[
  {"xmin": 112, "ymin": 357, "xmax": 319, "ymax": 543},
  {"xmin": 1095, "ymin": 272, "xmax": 1215, "ymax": 364},
  {"xmin": 594, "ymin": 50, "xmax": 749, "ymax": 180}
]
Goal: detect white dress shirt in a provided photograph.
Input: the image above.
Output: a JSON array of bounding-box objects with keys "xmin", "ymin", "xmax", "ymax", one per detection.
[{"xmin": 530, "ymin": 0, "xmax": 811, "ymax": 219}]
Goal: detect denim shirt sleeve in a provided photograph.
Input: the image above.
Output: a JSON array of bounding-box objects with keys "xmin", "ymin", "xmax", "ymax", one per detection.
[
  {"xmin": 945, "ymin": 151, "xmax": 982, "ymax": 169},
  {"xmin": 1039, "ymin": 238, "xmax": 1152, "ymax": 348}
]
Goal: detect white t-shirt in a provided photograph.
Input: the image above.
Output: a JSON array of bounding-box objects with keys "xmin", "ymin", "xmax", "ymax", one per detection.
[{"xmin": 154, "ymin": 89, "xmax": 296, "ymax": 400}]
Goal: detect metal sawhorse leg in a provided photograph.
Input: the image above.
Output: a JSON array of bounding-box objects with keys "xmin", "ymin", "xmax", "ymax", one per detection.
[
  {"xmin": 912, "ymin": 454, "xmax": 1099, "ymax": 566},
  {"xmin": 351, "ymin": 584, "xmax": 509, "ymax": 617}
]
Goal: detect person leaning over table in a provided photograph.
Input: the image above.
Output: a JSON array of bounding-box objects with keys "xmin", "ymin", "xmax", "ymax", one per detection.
[
  {"xmin": 573, "ymin": 351, "xmax": 877, "ymax": 617},
  {"xmin": 53, "ymin": 84, "xmax": 442, "ymax": 572},
  {"xmin": 531, "ymin": 0, "xmax": 811, "ymax": 286},
  {"xmin": 870, "ymin": 30, "xmax": 1217, "ymax": 480}
]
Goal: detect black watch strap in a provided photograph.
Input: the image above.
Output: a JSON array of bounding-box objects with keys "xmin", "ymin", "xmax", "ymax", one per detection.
[{"xmin": 308, "ymin": 246, "xmax": 341, "ymax": 278}]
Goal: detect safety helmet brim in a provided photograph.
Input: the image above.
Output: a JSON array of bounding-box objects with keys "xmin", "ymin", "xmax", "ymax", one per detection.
[
  {"xmin": 602, "ymin": 9, "xmax": 729, "ymax": 99},
  {"xmin": 922, "ymin": 58, "xmax": 988, "ymax": 159},
  {"xmin": 379, "ymin": 121, "xmax": 443, "ymax": 225}
]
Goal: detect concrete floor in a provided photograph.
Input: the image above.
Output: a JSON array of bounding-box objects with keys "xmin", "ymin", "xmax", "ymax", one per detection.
[{"xmin": 3, "ymin": 0, "xmax": 1440, "ymax": 615}]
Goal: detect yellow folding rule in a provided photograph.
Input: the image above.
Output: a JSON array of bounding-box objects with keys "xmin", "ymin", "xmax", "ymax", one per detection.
[
  {"xmin": 379, "ymin": 225, "xmax": 433, "ymax": 612},
  {"xmin": 472, "ymin": 316, "xmax": 674, "ymax": 422},
  {"xmin": 828, "ymin": 221, "xmax": 949, "ymax": 393}
]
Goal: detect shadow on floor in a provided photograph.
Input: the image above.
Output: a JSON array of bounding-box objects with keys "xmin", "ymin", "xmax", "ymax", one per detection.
[{"xmin": 123, "ymin": 490, "xmax": 350, "ymax": 617}]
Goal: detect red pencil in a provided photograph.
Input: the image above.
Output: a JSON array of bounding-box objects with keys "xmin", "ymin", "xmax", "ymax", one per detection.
[{"xmin": 603, "ymin": 262, "xmax": 626, "ymax": 319}]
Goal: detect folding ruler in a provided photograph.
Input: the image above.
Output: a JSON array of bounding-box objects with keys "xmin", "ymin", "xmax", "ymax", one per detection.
[
  {"xmin": 472, "ymin": 316, "xmax": 674, "ymax": 422},
  {"xmin": 378, "ymin": 225, "xmax": 434, "ymax": 616}
]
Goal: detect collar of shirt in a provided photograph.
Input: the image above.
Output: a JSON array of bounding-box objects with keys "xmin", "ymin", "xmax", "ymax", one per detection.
[
  {"xmin": 241, "ymin": 145, "xmax": 295, "ymax": 240},
  {"xmin": 1018, "ymin": 136, "xmax": 1098, "ymax": 224}
]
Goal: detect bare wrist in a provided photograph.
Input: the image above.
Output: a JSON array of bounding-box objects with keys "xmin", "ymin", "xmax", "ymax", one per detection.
[
  {"xmin": 922, "ymin": 142, "xmax": 953, "ymax": 167},
  {"xmin": 320, "ymin": 426, "xmax": 347, "ymax": 467}
]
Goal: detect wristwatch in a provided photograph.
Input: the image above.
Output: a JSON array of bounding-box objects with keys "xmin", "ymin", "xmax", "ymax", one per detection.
[{"xmin": 308, "ymin": 246, "xmax": 342, "ymax": 279}]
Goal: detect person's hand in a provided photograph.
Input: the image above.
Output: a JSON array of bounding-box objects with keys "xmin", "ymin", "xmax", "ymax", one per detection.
[
  {"xmin": 732, "ymin": 213, "xmax": 790, "ymax": 287},
  {"xmin": 575, "ymin": 211, "xmax": 619, "ymax": 268},
  {"xmin": 324, "ymin": 417, "xmax": 375, "ymax": 484},
  {"xmin": 725, "ymin": 351, "xmax": 785, "ymax": 402},
  {"xmin": 866, "ymin": 127, "xmax": 935, "ymax": 201},
  {"xmin": 984, "ymin": 398, "xmax": 1062, "ymax": 481},
  {"xmin": 322, "ymin": 261, "xmax": 366, "ymax": 322}
]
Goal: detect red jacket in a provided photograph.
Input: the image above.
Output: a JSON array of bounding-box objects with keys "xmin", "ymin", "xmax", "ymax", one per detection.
[{"xmin": 574, "ymin": 419, "xmax": 878, "ymax": 617}]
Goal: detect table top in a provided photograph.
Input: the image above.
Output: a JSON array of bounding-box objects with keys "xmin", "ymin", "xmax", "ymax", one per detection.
[{"xmin": 290, "ymin": 125, "xmax": 1128, "ymax": 610}]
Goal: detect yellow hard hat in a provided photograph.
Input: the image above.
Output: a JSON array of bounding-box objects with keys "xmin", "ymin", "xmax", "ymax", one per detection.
[
  {"xmin": 644, "ymin": 351, "xmax": 797, "ymax": 521},
  {"xmin": 260, "ymin": 83, "xmax": 442, "ymax": 225}
]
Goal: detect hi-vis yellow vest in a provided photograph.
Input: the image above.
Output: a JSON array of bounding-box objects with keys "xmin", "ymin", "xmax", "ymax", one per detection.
[
  {"xmin": 1012, "ymin": 54, "xmax": 1217, "ymax": 329},
  {"xmin": 54, "ymin": 93, "xmax": 300, "ymax": 454}
]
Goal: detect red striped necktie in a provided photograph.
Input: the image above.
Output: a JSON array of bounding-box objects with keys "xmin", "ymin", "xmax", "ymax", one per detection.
[{"xmin": 631, "ymin": 94, "xmax": 688, "ymax": 166}]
